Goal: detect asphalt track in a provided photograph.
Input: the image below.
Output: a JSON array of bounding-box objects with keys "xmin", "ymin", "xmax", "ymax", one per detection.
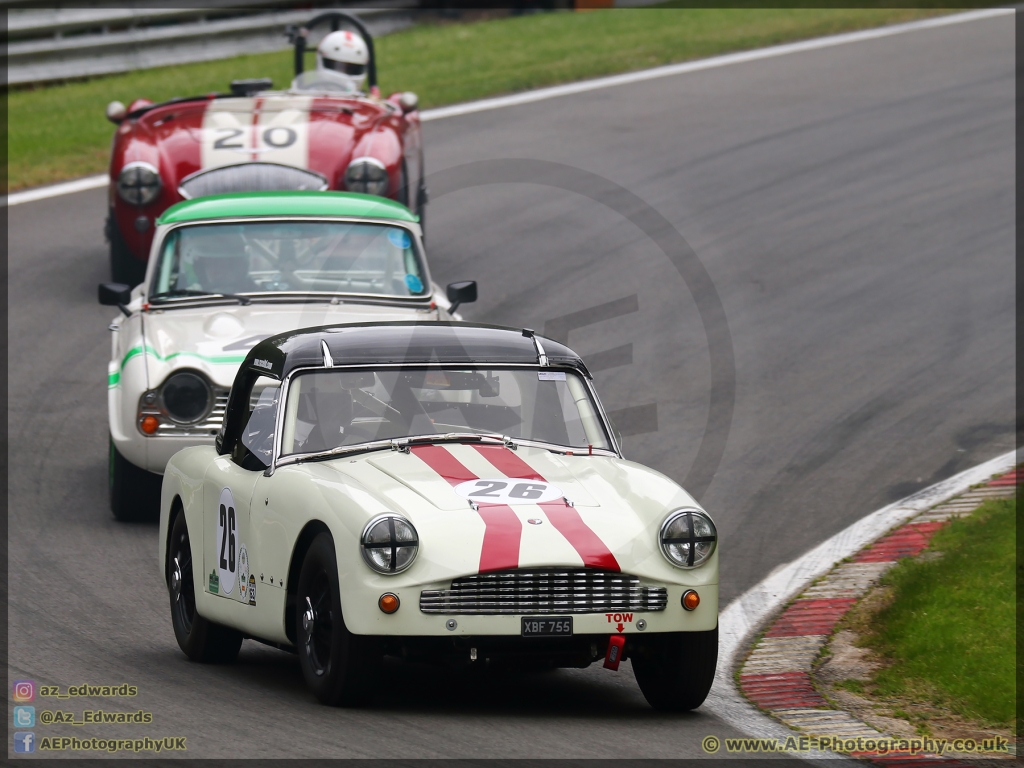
[{"xmin": 7, "ymin": 15, "xmax": 1014, "ymax": 759}]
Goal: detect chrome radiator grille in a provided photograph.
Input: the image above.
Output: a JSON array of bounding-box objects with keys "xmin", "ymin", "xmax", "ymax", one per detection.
[
  {"xmin": 178, "ymin": 162, "xmax": 328, "ymax": 199},
  {"xmin": 154, "ymin": 390, "xmax": 229, "ymax": 437},
  {"xmin": 419, "ymin": 569, "xmax": 668, "ymax": 615}
]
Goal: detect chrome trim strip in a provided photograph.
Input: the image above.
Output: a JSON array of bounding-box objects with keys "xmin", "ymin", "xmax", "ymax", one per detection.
[{"xmin": 533, "ymin": 334, "xmax": 549, "ymax": 367}]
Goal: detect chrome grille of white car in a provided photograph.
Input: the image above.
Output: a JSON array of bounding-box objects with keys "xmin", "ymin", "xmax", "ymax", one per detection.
[
  {"xmin": 177, "ymin": 163, "xmax": 328, "ymax": 199},
  {"xmin": 419, "ymin": 569, "xmax": 668, "ymax": 615},
  {"xmin": 154, "ymin": 389, "xmax": 230, "ymax": 437}
]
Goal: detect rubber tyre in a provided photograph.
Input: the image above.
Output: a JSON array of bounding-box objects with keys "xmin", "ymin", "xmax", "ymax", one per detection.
[
  {"xmin": 107, "ymin": 214, "xmax": 147, "ymax": 287},
  {"xmin": 296, "ymin": 533, "xmax": 380, "ymax": 706},
  {"xmin": 167, "ymin": 511, "xmax": 243, "ymax": 663},
  {"xmin": 631, "ymin": 625, "xmax": 718, "ymax": 711},
  {"xmin": 109, "ymin": 436, "xmax": 162, "ymax": 523}
]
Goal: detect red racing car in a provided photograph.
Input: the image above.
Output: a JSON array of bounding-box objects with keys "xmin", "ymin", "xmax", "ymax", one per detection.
[{"xmin": 104, "ymin": 12, "xmax": 426, "ymax": 285}]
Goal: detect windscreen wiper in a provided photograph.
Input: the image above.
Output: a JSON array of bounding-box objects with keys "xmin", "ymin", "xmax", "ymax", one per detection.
[
  {"xmin": 150, "ymin": 289, "xmax": 252, "ymax": 306},
  {"xmin": 284, "ymin": 432, "xmax": 519, "ymax": 466},
  {"xmin": 388, "ymin": 433, "xmax": 518, "ymax": 452}
]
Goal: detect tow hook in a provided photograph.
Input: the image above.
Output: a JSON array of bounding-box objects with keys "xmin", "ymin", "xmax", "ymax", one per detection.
[{"xmin": 604, "ymin": 635, "xmax": 626, "ymax": 671}]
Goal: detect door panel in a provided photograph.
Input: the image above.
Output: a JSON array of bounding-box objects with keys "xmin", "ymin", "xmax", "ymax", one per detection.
[{"xmin": 203, "ymin": 457, "xmax": 260, "ymax": 617}]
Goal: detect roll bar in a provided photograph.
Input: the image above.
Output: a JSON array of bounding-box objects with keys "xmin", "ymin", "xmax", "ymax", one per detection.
[{"xmin": 285, "ymin": 11, "xmax": 377, "ymax": 91}]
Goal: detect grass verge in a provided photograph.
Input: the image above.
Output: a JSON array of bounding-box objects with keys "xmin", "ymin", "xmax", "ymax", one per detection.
[
  {"xmin": 8, "ymin": 7, "xmax": 953, "ymax": 191},
  {"xmin": 854, "ymin": 498, "xmax": 1015, "ymax": 728}
]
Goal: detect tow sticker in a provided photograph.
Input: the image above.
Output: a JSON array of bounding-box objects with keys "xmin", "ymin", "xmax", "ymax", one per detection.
[
  {"xmin": 453, "ymin": 478, "xmax": 563, "ymax": 506},
  {"xmin": 216, "ymin": 488, "xmax": 237, "ymax": 596}
]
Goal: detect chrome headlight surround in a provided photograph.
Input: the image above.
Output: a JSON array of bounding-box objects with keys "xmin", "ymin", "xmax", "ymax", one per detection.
[
  {"xmin": 117, "ymin": 161, "xmax": 163, "ymax": 206},
  {"xmin": 659, "ymin": 508, "xmax": 717, "ymax": 569},
  {"xmin": 344, "ymin": 156, "xmax": 389, "ymax": 197},
  {"xmin": 360, "ymin": 514, "xmax": 419, "ymax": 574},
  {"xmin": 154, "ymin": 370, "xmax": 210, "ymax": 423}
]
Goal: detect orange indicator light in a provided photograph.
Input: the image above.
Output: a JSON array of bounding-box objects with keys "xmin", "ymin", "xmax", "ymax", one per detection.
[
  {"xmin": 682, "ymin": 590, "xmax": 700, "ymax": 611},
  {"xmin": 140, "ymin": 415, "xmax": 160, "ymax": 434},
  {"xmin": 379, "ymin": 593, "xmax": 400, "ymax": 614}
]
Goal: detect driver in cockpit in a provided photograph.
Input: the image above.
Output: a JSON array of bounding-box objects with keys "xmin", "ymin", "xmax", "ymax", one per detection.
[{"xmin": 291, "ymin": 29, "xmax": 368, "ymax": 94}]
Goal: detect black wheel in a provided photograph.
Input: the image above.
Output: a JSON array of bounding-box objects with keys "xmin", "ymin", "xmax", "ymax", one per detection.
[
  {"xmin": 109, "ymin": 435, "xmax": 161, "ymax": 523},
  {"xmin": 297, "ymin": 533, "xmax": 380, "ymax": 706},
  {"xmin": 168, "ymin": 511, "xmax": 243, "ymax": 663},
  {"xmin": 631, "ymin": 625, "xmax": 718, "ymax": 711},
  {"xmin": 106, "ymin": 214, "xmax": 147, "ymax": 287}
]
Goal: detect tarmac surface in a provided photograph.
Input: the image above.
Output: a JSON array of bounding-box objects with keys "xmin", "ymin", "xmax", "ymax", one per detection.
[{"xmin": 6, "ymin": 14, "xmax": 1013, "ymax": 758}]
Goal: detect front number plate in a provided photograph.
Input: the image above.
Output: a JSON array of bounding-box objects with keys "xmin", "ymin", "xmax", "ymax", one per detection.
[{"xmin": 521, "ymin": 617, "xmax": 572, "ymax": 637}]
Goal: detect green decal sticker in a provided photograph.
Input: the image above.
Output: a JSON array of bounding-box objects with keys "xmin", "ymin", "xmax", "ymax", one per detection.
[
  {"xmin": 118, "ymin": 344, "xmax": 246, "ymax": 374},
  {"xmin": 209, "ymin": 570, "xmax": 219, "ymax": 595}
]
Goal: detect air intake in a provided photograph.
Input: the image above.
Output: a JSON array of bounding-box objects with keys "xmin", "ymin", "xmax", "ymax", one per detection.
[
  {"xmin": 178, "ymin": 163, "xmax": 328, "ymax": 199},
  {"xmin": 419, "ymin": 569, "xmax": 668, "ymax": 615}
]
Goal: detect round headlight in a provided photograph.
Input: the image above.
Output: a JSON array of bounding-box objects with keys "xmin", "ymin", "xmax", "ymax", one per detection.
[
  {"xmin": 344, "ymin": 157, "xmax": 389, "ymax": 197},
  {"xmin": 117, "ymin": 161, "xmax": 162, "ymax": 206},
  {"xmin": 361, "ymin": 514, "xmax": 418, "ymax": 574},
  {"xmin": 659, "ymin": 508, "xmax": 717, "ymax": 569},
  {"xmin": 161, "ymin": 372, "xmax": 212, "ymax": 423}
]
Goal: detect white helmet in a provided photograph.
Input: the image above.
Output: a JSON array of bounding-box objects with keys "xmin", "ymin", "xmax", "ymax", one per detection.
[{"xmin": 316, "ymin": 30, "xmax": 369, "ymax": 92}]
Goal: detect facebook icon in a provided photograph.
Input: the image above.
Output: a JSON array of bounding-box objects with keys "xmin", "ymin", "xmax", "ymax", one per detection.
[{"xmin": 13, "ymin": 732, "xmax": 35, "ymax": 753}]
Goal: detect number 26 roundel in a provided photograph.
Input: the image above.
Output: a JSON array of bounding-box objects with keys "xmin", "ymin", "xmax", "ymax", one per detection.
[
  {"xmin": 216, "ymin": 487, "xmax": 238, "ymax": 596},
  {"xmin": 453, "ymin": 479, "xmax": 563, "ymax": 505}
]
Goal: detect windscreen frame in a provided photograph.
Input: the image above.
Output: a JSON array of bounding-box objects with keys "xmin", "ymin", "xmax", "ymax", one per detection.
[
  {"xmin": 146, "ymin": 215, "xmax": 432, "ymax": 306},
  {"xmin": 265, "ymin": 362, "xmax": 622, "ymax": 474}
]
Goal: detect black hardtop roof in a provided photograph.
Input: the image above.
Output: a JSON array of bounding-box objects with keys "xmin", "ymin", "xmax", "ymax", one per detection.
[
  {"xmin": 218, "ymin": 322, "xmax": 588, "ymax": 457},
  {"xmin": 241, "ymin": 322, "xmax": 586, "ymax": 381}
]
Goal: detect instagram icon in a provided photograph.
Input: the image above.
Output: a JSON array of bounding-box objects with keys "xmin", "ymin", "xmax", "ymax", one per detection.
[{"xmin": 12, "ymin": 681, "xmax": 34, "ymax": 702}]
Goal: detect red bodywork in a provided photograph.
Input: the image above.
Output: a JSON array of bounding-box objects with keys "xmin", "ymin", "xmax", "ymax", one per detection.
[{"xmin": 108, "ymin": 91, "xmax": 424, "ymax": 262}]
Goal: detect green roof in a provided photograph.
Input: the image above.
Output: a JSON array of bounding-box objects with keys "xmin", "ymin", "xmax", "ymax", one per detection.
[{"xmin": 157, "ymin": 190, "xmax": 418, "ymax": 225}]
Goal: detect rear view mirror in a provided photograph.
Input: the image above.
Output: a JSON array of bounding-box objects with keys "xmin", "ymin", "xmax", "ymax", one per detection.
[
  {"xmin": 98, "ymin": 282, "xmax": 132, "ymax": 308},
  {"xmin": 446, "ymin": 280, "xmax": 477, "ymax": 314},
  {"xmin": 337, "ymin": 371, "xmax": 376, "ymax": 390}
]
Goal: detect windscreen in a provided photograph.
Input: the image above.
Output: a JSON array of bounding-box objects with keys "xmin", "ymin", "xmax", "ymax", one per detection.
[
  {"xmin": 151, "ymin": 221, "xmax": 427, "ymax": 299},
  {"xmin": 280, "ymin": 368, "xmax": 610, "ymax": 456}
]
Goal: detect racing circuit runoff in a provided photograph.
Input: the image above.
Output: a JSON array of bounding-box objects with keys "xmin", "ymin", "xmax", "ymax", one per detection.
[{"xmin": 6, "ymin": 9, "xmax": 1015, "ymax": 760}]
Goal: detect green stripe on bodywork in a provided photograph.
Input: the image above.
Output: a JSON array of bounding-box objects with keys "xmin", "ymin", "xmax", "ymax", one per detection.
[
  {"xmin": 110, "ymin": 344, "xmax": 246, "ymax": 387},
  {"xmin": 158, "ymin": 191, "xmax": 418, "ymax": 225}
]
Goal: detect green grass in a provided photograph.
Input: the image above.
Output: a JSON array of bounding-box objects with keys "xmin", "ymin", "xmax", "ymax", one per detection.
[
  {"xmin": 7, "ymin": 7, "xmax": 952, "ymax": 191},
  {"xmin": 835, "ymin": 678, "xmax": 865, "ymax": 694},
  {"xmin": 861, "ymin": 499, "xmax": 1016, "ymax": 727}
]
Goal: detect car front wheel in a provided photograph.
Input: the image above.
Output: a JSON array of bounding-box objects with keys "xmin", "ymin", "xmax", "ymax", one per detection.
[
  {"xmin": 297, "ymin": 532, "xmax": 380, "ymax": 706},
  {"xmin": 631, "ymin": 625, "xmax": 718, "ymax": 711},
  {"xmin": 106, "ymin": 214, "xmax": 147, "ymax": 287},
  {"xmin": 168, "ymin": 511, "xmax": 243, "ymax": 663},
  {"xmin": 109, "ymin": 436, "xmax": 161, "ymax": 522}
]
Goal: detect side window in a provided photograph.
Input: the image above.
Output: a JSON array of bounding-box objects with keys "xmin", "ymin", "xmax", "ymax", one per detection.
[{"xmin": 240, "ymin": 379, "xmax": 281, "ymax": 468}]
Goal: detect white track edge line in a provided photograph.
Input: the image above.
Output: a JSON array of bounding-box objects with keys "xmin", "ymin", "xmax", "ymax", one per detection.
[
  {"xmin": 420, "ymin": 8, "xmax": 1011, "ymax": 123},
  {"xmin": 5, "ymin": 7, "xmax": 1010, "ymax": 209},
  {"xmin": 703, "ymin": 447, "xmax": 1017, "ymax": 761}
]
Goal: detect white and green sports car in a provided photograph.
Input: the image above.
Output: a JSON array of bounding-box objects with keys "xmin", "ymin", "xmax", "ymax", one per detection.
[
  {"xmin": 158, "ymin": 322, "xmax": 719, "ymax": 710},
  {"xmin": 100, "ymin": 191, "xmax": 476, "ymax": 521}
]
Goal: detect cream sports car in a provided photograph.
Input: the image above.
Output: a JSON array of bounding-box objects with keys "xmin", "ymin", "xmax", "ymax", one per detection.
[
  {"xmin": 159, "ymin": 322, "xmax": 719, "ymax": 709},
  {"xmin": 100, "ymin": 190, "xmax": 476, "ymax": 521}
]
